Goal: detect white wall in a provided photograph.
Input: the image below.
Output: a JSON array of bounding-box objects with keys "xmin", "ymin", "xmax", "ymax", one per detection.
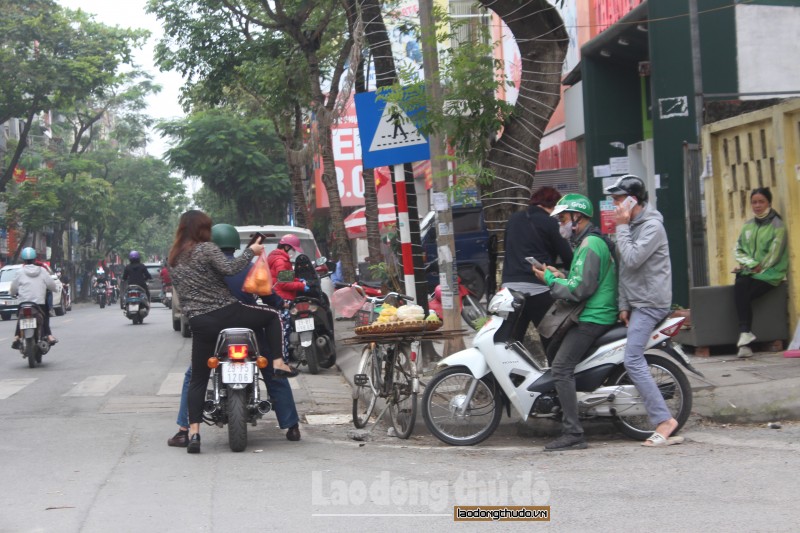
[{"xmin": 736, "ymin": 5, "xmax": 800, "ymax": 99}]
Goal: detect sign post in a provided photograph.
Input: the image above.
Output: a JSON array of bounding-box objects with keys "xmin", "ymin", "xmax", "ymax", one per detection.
[{"xmin": 355, "ymin": 89, "xmax": 430, "ymax": 301}]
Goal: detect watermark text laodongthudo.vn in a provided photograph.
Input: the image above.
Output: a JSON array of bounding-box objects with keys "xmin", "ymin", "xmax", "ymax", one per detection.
[{"xmin": 312, "ymin": 470, "xmax": 550, "ymax": 516}]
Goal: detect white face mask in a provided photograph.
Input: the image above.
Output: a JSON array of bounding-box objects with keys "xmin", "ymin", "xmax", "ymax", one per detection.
[
  {"xmin": 559, "ymin": 220, "xmax": 572, "ymax": 240},
  {"xmin": 287, "ymin": 249, "xmax": 298, "ymax": 260}
]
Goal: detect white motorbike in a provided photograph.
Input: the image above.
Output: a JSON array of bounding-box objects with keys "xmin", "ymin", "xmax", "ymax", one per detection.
[{"xmin": 421, "ymin": 288, "xmax": 702, "ymax": 446}]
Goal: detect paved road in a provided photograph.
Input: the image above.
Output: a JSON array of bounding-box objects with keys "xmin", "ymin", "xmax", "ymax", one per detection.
[{"xmin": 1, "ymin": 304, "xmax": 798, "ymax": 532}]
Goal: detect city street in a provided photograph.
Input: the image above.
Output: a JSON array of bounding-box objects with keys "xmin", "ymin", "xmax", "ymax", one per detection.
[{"xmin": 1, "ymin": 304, "xmax": 799, "ymax": 532}]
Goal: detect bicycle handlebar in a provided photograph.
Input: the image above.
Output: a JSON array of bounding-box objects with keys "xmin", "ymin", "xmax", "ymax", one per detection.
[{"xmin": 366, "ymin": 291, "xmax": 414, "ymax": 304}]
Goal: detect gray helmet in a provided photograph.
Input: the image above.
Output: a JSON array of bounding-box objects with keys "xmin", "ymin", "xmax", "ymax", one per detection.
[
  {"xmin": 604, "ymin": 174, "xmax": 648, "ymax": 203},
  {"xmin": 211, "ymin": 224, "xmax": 240, "ymax": 250}
]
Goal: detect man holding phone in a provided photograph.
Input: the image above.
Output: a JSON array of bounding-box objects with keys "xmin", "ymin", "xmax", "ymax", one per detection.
[
  {"xmin": 532, "ymin": 194, "xmax": 618, "ymax": 451},
  {"xmin": 605, "ymin": 175, "xmax": 683, "ymax": 447}
]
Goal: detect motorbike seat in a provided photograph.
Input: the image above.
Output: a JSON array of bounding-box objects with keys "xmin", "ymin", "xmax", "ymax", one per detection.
[{"xmin": 590, "ymin": 325, "xmax": 628, "ymax": 350}]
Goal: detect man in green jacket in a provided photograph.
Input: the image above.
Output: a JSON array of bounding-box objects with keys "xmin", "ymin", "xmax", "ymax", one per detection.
[{"xmin": 533, "ymin": 194, "xmax": 618, "ymax": 451}]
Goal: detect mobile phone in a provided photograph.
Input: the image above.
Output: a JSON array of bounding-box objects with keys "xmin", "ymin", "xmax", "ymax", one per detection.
[
  {"xmin": 621, "ymin": 196, "xmax": 638, "ymax": 211},
  {"xmin": 247, "ymin": 232, "xmax": 266, "ymax": 246},
  {"xmin": 525, "ymin": 256, "xmax": 544, "ymax": 269}
]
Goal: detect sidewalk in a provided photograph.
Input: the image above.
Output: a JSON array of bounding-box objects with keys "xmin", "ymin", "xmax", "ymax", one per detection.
[{"xmin": 328, "ymin": 322, "xmax": 800, "ymax": 430}]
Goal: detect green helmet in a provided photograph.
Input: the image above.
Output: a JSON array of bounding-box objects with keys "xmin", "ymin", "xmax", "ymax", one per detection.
[
  {"xmin": 551, "ymin": 193, "xmax": 594, "ymax": 218},
  {"xmin": 211, "ymin": 224, "xmax": 240, "ymax": 250}
]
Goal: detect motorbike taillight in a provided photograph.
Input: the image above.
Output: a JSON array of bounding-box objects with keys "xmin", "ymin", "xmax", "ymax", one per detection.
[
  {"xmin": 659, "ymin": 318, "xmax": 685, "ymax": 337},
  {"xmin": 295, "ymin": 302, "xmax": 310, "ymax": 312},
  {"xmin": 228, "ymin": 344, "xmax": 248, "ymax": 360},
  {"xmin": 21, "ymin": 307, "xmax": 33, "ymax": 318}
]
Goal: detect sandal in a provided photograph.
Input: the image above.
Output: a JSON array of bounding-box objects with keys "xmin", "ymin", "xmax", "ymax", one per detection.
[{"xmin": 642, "ymin": 432, "xmax": 685, "ymax": 447}]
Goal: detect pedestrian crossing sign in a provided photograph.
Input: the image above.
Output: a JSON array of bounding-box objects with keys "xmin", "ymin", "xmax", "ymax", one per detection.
[{"xmin": 355, "ymin": 88, "xmax": 430, "ymax": 169}]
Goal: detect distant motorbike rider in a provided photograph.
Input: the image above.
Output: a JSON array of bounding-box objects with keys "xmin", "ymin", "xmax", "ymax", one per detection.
[
  {"xmin": 10, "ymin": 247, "xmax": 58, "ymax": 348},
  {"xmin": 123, "ymin": 251, "xmax": 152, "ymax": 303}
]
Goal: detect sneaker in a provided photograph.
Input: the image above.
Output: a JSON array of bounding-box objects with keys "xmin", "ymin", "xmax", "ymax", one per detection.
[
  {"xmin": 737, "ymin": 345, "xmax": 754, "ymax": 359},
  {"xmin": 737, "ymin": 331, "xmax": 756, "ymax": 347},
  {"xmin": 286, "ymin": 424, "xmax": 301, "ymax": 442},
  {"xmin": 544, "ymin": 433, "xmax": 588, "ymax": 452},
  {"xmin": 168, "ymin": 430, "xmax": 189, "ymax": 447}
]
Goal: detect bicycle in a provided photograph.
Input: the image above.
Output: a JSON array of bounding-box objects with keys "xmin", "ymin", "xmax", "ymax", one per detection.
[{"xmin": 349, "ymin": 291, "xmax": 421, "ymax": 439}]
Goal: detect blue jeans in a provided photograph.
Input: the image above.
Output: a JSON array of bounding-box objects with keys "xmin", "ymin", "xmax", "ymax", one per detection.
[
  {"xmin": 176, "ymin": 365, "xmax": 298, "ymax": 430},
  {"xmin": 624, "ymin": 307, "xmax": 672, "ymax": 426}
]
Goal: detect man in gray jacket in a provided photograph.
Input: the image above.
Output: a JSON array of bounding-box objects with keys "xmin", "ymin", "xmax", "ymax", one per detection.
[
  {"xmin": 605, "ymin": 175, "xmax": 683, "ymax": 447},
  {"xmin": 10, "ymin": 247, "xmax": 58, "ymax": 347}
]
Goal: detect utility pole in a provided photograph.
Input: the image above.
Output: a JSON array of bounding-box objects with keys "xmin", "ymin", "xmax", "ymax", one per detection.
[
  {"xmin": 688, "ymin": 0, "xmax": 704, "ymax": 141},
  {"xmin": 419, "ymin": 0, "xmax": 464, "ymax": 352}
]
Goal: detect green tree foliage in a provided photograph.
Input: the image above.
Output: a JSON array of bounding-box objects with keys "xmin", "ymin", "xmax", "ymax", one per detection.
[
  {"xmin": 0, "ymin": 0, "xmax": 147, "ymax": 190},
  {"xmin": 160, "ymin": 109, "xmax": 291, "ymax": 225}
]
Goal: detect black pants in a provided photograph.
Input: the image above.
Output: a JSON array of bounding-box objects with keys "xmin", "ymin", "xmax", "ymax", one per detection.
[
  {"xmin": 512, "ymin": 291, "xmax": 555, "ymax": 344},
  {"xmin": 187, "ymin": 302, "xmax": 284, "ymax": 424},
  {"xmin": 549, "ymin": 321, "xmax": 613, "ymax": 435},
  {"xmin": 734, "ymin": 274, "xmax": 774, "ymax": 332}
]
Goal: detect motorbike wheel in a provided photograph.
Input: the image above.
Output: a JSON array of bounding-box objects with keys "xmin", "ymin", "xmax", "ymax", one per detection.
[
  {"xmin": 352, "ymin": 344, "xmax": 379, "ymax": 428},
  {"xmin": 607, "ymin": 352, "xmax": 693, "ymax": 441},
  {"xmin": 388, "ymin": 344, "xmax": 416, "ymax": 439},
  {"xmin": 421, "ymin": 365, "xmax": 503, "ymax": 446},
  {"xmin": 318, "ymin": 337, "xmax": 337, "ymax": 369},
  {"xmin": 25, "ymin": 339, "xmax": 37, "ymax": 368},
  {"xmin": 99, "ymin": 294, "xmax": 106, "ymax": 309},
  {"xmin": 227, "ymin": 388, "xmax": 248, "ymax": 452},
  {"xmin": 460, "ymin": 294, "xmax": 487, "ymax": 331},
  {"xmin": 303, "ymin": 345, "xmax": 320, "ymax": 375}
]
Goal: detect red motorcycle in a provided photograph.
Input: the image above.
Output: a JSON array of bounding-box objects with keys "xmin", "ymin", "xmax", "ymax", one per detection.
[{"xmin": 428, "ymin": 277, "xmax": 486, "ymax": 330}]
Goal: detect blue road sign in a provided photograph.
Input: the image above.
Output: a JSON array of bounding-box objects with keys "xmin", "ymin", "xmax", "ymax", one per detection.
[{"xmin": 355, "ymin": 88, "xmax": 430, "ymax": 169}]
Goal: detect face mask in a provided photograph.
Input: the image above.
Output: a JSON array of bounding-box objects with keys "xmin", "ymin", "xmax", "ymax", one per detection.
[
  {"xmin": 288, "ymin": 249, "xmax": 297, "ymax": 260},
  {"xmin": 559, "ymin": 220, "xmax": 572, "ymax": 240}
]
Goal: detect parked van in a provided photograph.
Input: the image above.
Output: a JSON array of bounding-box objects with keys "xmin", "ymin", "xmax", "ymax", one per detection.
[{"xmin": 420, "ymin": 204, "xmax": 493, "ymax": 299}]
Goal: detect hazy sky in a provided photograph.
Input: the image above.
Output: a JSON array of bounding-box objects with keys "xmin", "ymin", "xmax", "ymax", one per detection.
[{"xmin": 57, "ymin": 0, "xmax": 185, "ymax": 158}]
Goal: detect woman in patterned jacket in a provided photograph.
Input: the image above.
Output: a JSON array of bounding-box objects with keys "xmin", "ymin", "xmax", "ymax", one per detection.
[{"xmin": 167, "ymin": 210, "xmax": 297, "ymax": 454}]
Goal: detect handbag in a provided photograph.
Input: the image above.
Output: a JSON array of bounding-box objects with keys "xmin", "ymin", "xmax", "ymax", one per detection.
[
  {"xmin": 242, "ymin": 254, "xmax": 273, "ymax": 296},
  {"xmin": 538, "ymin": 299, "xmax": 586, "ymax": 339}
]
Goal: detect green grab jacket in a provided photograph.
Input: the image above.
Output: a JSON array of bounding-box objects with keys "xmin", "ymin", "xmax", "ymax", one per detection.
[
  {"xmin": 734, "ymin": 209, "xmax": 788, "ymax": 286},
  {"xmin": 544, "ymin": 226, "xmax": 618, "ymax": 326}
]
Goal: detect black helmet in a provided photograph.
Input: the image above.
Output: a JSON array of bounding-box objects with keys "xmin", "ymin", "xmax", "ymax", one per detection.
[{"xmin": 604, "ymin": 174, "xmax": 648, "ymax": 203}]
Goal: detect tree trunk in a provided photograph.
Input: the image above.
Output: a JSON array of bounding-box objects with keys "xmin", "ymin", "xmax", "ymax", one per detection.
[
  {"xmin": 317, "ymin": 107, "xmax": 355, "ymax": 281},
  {"xmin": 0, "ymin": 107, "xmax": 37, "ymax": 193},
  {"xmin": 477, "ymin": 0, "xmax": 567, "ymax": 253}
]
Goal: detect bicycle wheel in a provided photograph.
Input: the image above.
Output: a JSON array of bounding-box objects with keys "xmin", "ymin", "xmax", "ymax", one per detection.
[
  {"xmin": 352, "ymin": 344, "xmax": 380, "ymax": 428},
  {"xmin": 388, "ymin": 343, "xmax": 416, "ymax": 439}
]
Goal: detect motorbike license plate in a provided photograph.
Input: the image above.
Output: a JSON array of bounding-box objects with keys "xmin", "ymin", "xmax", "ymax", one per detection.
[
  {"xmin": 20, "ymin": 318, "xmax": 36, "ymax": 330},
  {"xmin": 222, "ymin": 362, "xmax": 254, "ymax": 384},
  {"xmin": 128, "ymin": 303, "xmax": 139, "ymax": 312},
  {"xmin": 165, "ymin": 291, "xmax": 172, "ymax": 298},
  {"xmin": 295, "ymin": 317, "xmax": 315, "ymax": 332}
]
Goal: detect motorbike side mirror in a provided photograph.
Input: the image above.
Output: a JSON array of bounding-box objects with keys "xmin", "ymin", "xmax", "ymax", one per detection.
[{"xmin": 315, "ymin": 256, "xmax": 327, "ymax": 267}]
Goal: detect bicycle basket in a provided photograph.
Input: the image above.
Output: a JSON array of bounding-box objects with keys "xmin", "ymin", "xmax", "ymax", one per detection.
[{"xmin": 355, "ymin": 302, "xmax": 376, "ymax": 326}]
